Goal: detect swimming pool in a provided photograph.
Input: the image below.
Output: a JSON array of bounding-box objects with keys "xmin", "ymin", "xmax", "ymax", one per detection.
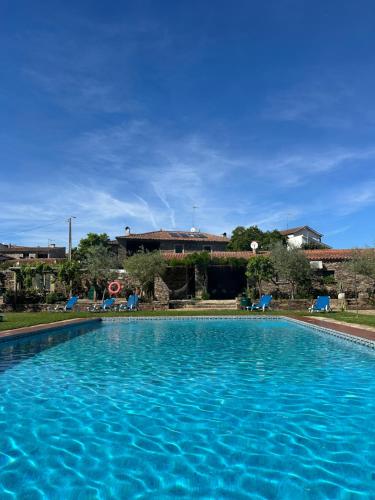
[{"xmin": 0, "ymin": 318, "xmax": 374, "ymax": 498}]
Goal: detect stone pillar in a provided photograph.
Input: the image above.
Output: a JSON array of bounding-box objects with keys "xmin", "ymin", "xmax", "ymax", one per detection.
[
  {"xmin": 154, "ymin": 275, "xmax": 170, "ymax": 304},
  {"xmin": 194, "ymin": 265, "xmax": 206, "ymax": 299}
]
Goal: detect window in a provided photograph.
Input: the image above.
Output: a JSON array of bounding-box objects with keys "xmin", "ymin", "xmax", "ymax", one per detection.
[
  {"xmin": 175, "ymin": 245, "xmax": 184, "ymax": 254},
  {"xmin": 203, "ymin": 245, "xmax": 211, "ymax": 252}
]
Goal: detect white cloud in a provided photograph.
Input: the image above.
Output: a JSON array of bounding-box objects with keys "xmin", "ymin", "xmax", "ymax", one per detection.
[{"xmin": 2, "ymin": 119, "xmax": 375, "ymax": 246}]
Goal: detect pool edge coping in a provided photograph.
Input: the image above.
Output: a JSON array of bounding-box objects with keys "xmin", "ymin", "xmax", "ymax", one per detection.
[
  {"xmin": 101, "ymin": 315, "xmax": 375, "ymax": 349},
  {"xmin": 0, "ymin": 318, "xmax": 101, "ymax": 343},
  {"xmin": 1, "ymin": 315, "xmax": 374, "ymax": 350}
]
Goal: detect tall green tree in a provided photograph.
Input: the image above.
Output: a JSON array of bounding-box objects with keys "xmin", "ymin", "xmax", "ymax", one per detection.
[
  {"xmin": 183, "ymin": 252, "xmax": 211, "ymax": 297},
  {"xmin": 301, "ymin": 241, "xmax": 328, "ymax": 250},
  {"xmin": 82, "ymin": 245, "xmax": 119, "ymax": 300},
  {"xmin": 347, "ymin": 249, "xmax": 375, "ymax": 315},
  {"xmin": 228, "ymin": 226, "xmax": 286, "ymax": 251},
  {"xmin": 123, "ymin": 250, "xmax": 167, "ymax": 298},
  {"xmin": 57, "ymin": 260, "xmax": 82, "ymax": 294},
  {"xmin": 76, "ymin": 233, "xmax": 110, "ymax": 259},
  {"xmin": 246, "ymin": 255, "xmax": 274, "ymax": 297},
  {"xmin": 270, "ymin": 243, "xmax": 311, "ymax": 299}
]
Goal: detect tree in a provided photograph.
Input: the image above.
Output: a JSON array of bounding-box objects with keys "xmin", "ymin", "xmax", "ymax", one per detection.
[
  {"xmin": 57, "ymin": 260, "xmax": 82, "ymax": 294},
  {"xmin": 270, "ymin": 243, "xmax": 311, "ymax": 299},
  {"xmin": 347, "ymin": 249, "xmax": 375, "ymax": 315},
  {"xmin": 350, "ymin": 249, "xmax": 375, "ymax": 280},
  {"xmin": 76, "ymin": 233, "xmax": 110, "ymax": 259},
  {"xmin": 123, "ymin": 251, "xmax": 167, "ymax": 298},
  {"xmin": 228, "ymin": 226, "xmax": 286, "ymax": 251},
  {"xmin": 182, "ymin": 252, "xmax": 211, "ymax": 298},
  {"xmin": 228, "ymin": 226, "xmax": 263, "ymax": 251},
  {"xmin": 82, "ymin": 245, "xmax": 119, "ymax": 300},
  {"xmin": 301, "ymin": 241, "xmax": 328, "ymax": 250},
  {"xmin": 246, "ymin": 256, "xmax": 274, "ymax": 297}
]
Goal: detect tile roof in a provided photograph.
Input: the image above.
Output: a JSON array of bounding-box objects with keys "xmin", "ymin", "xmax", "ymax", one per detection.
[
  {"xmin": 162, "ymin": 251, "xmax": 254, "ymax": 260},
  {"xmin": 117, "ymin": 230, "xmax": 230, "ymax": 242},
  {"xmin": 162, "ymin": 248, "xmax": 373, "ymax": 262},
  {"xmin": 279, "ymin": 225, "xmax": 323, "ymax": 237},
  {"xmin": 303, "ymin": 249, "xmax": 374, "ymax": 261},
  {"xmin": 0, "ymin": 245, "xmax": 65, "ymax": 253}
]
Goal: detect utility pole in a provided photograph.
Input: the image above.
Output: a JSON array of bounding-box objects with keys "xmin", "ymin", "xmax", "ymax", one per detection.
[
  {"xmin": 67, "ymin": 216, "xmax": 76, "ymax": 298},
  {"xmin": 68, "ymin": 216, "xmax": 76, "ymax": 261}
]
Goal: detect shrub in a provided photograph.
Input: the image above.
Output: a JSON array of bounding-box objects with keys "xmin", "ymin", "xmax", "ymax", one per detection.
[
  {"xmin": 45, "ymin": 292, "xmax": 67, "ymax": 304},
  {"xmin": 3, "ymin": 289, "xmax": 43, "ymax": 305},
  {"xmin": 322, "ymin": 274, "xmax": 336, "ymax": 285},
  {"xmin": 124, "ymin": 251, "xmax": 167, "ymax": 298}
]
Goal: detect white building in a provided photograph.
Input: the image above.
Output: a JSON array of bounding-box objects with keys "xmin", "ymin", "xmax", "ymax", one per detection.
[{"xmin": 279, "ymin": 226, "xmax": 328, "ymax": 249}]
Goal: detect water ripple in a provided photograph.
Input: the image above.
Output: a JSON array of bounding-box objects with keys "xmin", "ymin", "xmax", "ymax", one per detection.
[{"xmin": 0, "ymin": 319, "xmax": 374, "ymax": 498}]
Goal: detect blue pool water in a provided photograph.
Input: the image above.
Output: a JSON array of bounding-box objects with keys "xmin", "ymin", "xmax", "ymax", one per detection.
[{"xmin": 0, "ymin": 318, "xmax": 374, "ymax": 499}]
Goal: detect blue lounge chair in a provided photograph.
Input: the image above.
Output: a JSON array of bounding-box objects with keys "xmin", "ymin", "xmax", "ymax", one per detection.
[
  {"xmin": 55, "ymin": 296, "xmax": 79, "ymax": 311},
  {"xmin": 309, "ymin": 296, "xmax": 331, "ymax": 313},
  {"xmin": 87, "ymin": 297, "xmax": 116, "ymax": 312},
  {"xmin": 127, "ymin": 294, "xmax": 139, "ymax": 311},
  {"xmin": 101, "ymin": 298, "xmax": 115, "ymax": 311},
  {"xmin": 247, "ymin": 294, "xmax": 272, "ymax": 311}
]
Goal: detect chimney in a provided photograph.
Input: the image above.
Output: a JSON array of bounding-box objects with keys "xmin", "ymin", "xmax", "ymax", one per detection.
[
  {"xmin": 125, "ymin": 226, "xmax": 131, "ymax": 236},
  {"xmin": 222, "ymin": 232, "xmax": 227, "ymax": 238}
]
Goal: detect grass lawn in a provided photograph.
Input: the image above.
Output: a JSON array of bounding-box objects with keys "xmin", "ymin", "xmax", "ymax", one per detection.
[{"xmin": 1, "ymin": 309, "xmax": 375, "ymax": 332}]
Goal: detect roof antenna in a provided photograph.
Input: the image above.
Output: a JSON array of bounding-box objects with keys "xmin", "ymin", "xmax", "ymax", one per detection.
[{"xmin": 191, "ymin": 205, "xmax": 198, "ymax": 232}]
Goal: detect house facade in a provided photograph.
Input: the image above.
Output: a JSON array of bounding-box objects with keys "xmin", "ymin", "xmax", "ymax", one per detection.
[
  {"xmin": 0, "ymin": 244, "xmax": 66, "ymax": 260},
  {"xmin": 279, "ymin": 226, "xmax": 327, "ymax": 248},
  {"xmin": 116, "ymin": 229, "xmax": 230, "ymax": 258},
  {"xmin": 155, "ymin": 248, "xmax": 375, "ymax": 303}
]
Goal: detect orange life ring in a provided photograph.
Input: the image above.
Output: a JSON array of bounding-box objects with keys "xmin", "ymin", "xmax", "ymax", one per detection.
[{"xmin": 108, "ymin": 281, "xmax": 122, "ymax": 295}]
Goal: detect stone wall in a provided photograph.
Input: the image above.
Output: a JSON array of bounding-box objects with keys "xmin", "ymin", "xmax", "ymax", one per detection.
[
  {"xmin": 324, "ymin": 261, "xmax": 374, "ymax": 296},
  {"xmin": 260, "ymin": 261, "xmax": 375, "ymax": 301},
  {"xmin": 154, "ymin": 275, "xmax": 170, "ymax": 304},
  {"xmin": 163, "ymin": 266, "xmax": 195, "ymax": 299}
]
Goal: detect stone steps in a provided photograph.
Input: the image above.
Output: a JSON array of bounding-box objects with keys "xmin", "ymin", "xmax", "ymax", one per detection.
[{"xmin": 182, "ymin": 300, "xmax": 237, "ymax": 310}]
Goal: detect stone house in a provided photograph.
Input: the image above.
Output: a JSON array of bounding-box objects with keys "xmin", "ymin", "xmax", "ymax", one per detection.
[
  {"xmin": 279, "ymin": 226, "xmax": 328, "ymax": 248},
  {"xmin": 0, "ymin": 244, "xmax": 66, "ymax": 260},
  {"xmin": 155, "ymin": 248, "xmax": 375, "ymax": 303},
  {"xmin": 116, "ymin": 229, "xmax": 229, "ymax": 258}
]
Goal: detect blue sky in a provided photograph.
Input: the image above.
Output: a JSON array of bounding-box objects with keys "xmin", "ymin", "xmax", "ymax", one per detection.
[{"xmin": 1, "ymin": 0, "xmax": 375, "ymax": 248}]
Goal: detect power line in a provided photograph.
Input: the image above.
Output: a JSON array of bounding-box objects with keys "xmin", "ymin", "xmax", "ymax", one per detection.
[{"xmin": 0, "ymin": 217, "xmax": 66, "ymax": 237}]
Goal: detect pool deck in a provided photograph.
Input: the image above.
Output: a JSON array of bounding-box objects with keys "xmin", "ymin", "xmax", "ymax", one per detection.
[
  {"xmin": 0, "ymin": 318, "xmax": 101, "ymax": 343},
  {"xmin": 298, "ymin": 316, "xmax": 375, "ymax": 341}
]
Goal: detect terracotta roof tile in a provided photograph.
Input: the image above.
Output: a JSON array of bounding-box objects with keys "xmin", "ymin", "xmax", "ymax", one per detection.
[
  {"xmin": 162, "ymin": 251, "xmax": 255, "ymax": 260},
  {"xmin": 0, "ymin": 245, "xmax": 65, "ymax": 253},
  {"xmin": 162, "ymin": 248, "xmax": 373, "ymax": 262},
  {"xmin": 279, "ymin": 225, "xmax": 323, "ymax": 236},
  {"xmin": 117, "ymin": 230, "xmax": 229, "ymax": 243},
  {"xmin": 303, "ymin": 249, "xmax": 374, "ymax": 261}
]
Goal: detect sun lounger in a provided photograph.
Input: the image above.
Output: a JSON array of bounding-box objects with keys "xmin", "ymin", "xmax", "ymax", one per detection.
[
  {"xmin": 127, "ymin": 294, "xmax": 139, "ymax": 311},
  {"xmin": 309, "ymin": 296, "xmax": 331, "ymax": 312},
  {"xmin": 88, "ymin": 297, "xmax": 116, "ymax": 312},
  {"xmin": 55, "ymin": 296, "xmax": 79, "ymax": 312},
  {"xmin": 101, "ymin": 298, "xmax": 115, "ymax": 311},
  {"xmin": 246, "ymin": 294, "xmax": 272, "ymax": 311}
]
